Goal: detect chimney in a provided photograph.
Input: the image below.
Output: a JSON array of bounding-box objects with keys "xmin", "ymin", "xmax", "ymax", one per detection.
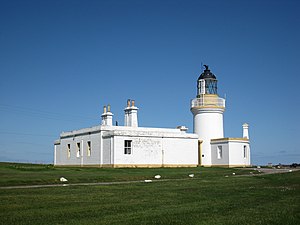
[
  {"xmin": 101, "ymin": 104, "xmax": 113, "ymax": 126},
  {"xmin": 124, "ymin": 99, "xmax": 130, "ymax": 126},
  {"xmin": 124, "ymin": 99, "xmax": 138, "ymax": 127},
  {"xmin": 242, "ymin": 123, "xmax": 249, "ymax": 139},
  {"xmin": 177, "ymin": 126, "xmax": 188, "ymax": 133}
]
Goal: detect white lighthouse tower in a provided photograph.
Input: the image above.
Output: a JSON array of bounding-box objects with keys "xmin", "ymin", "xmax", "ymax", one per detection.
[{"xmin": 191, "ymin": 65, "xmax": 226, "ymax": 166}]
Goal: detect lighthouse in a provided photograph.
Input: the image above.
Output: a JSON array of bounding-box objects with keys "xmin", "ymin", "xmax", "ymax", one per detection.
[
  {"xmin": 54, "ymin": 64, "xmax": 250, "ymax": 168},
  {"xmin": 191, "ymin": 65, "xmax": 226, "ymax": 166}
]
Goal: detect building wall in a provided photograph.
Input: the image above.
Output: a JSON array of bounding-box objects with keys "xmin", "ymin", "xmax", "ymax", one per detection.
[
  {"xmin": 54, "ymin": 143, "xmax": 60, "ymax": 165},
  {"xmin": 112, "ymin": 135, "xmax": 198, "ymax": 167},
  {"xmin": 211, "ymin": 139, "xmax": 250, "ymax": 167},
  {"xmin": 113, "ymin": 136, "xmax": 163, "ymax": 166},
  {"xmin": 211, "ymin": 142, "xmax": 230, "ymax": 166},
  {"xmin": 163, "ymin": 137, "xmax": 198, "ymax": 166},
  {"xmin": 228, "ymin": 142, "xmax": 250, "ymax": 166},
  {"xmin": 102, "ymin": 136, "xmax": 112, "ymax": 165},
  {"xmin": 54, "ymin": 126, "xmax": 199, "ymax": 167},
  {"xmin": 55, "ymin": 132, "xmax": 102, "ymax": 166}
]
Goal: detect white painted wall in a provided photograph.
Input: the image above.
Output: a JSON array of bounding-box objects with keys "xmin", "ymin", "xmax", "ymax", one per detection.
[
  {"xmin": 114, "ymin": 136, "xmax": 163, "ymax": 166},
  {"xmin": 55, "ymin": 132, "xmax": 102, "ymax": 166},
  {"xmin": 211, "ymin": 142, "xmax": 229, "ymax": 166},
  {"xmin": 54, "ymin": 125, "xmax": 198, "ymax": 167},
  {"xmin": 211, "ymin": 139, "xmax": 250, "ymax": 167},
  {"xmin": 163, "ymin": 138, "xmax": 198, "ymax": 165},
  {"xmin": 102, "ymin": 137, "xmax": 111, "ymax": 165},
  {"xmin": 228, "ymin": 142, "xmax": 250, "ymax": 166},
  {"xmin": 112, "ymin": 135, "xmax": 198, "ymax": 166}
]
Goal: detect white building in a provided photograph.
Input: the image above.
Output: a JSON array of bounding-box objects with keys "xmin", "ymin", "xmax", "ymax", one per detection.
[{"xmin": 54, "ymin": 65, "xmax": 250, "ymax": 167}]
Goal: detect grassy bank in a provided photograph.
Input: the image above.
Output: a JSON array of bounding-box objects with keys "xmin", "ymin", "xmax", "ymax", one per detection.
[{"xmin": 0, "ymin": 163, "xmax": 299, "ymax": 225}]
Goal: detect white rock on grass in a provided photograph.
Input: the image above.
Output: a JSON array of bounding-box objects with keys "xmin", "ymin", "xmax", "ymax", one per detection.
[
  {"xmin": 189, "ymin": 174, "xmax": 194, "ymax": 178},
  {"xmin": 60, "ymin": 177, "xmax": 68, "ymax": 182},
  {"xmin": 232, "ymin": 173, "xmax": 236, "ymax": 175},
  {"xmin": 144, "ymin": 180, "xmax": 152, "ymax": 183},
  {"xmin": 154, "ymin": 175, "xmax": 161, "ymax": 179}
]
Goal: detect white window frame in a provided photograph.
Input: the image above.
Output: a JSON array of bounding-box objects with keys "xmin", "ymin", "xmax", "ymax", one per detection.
[
  {"xmin": 217, "ymin": 145, "xmax": 222, "ymax": 159},
  {"xmin": 67, "ymin": 144, "xmax": 71, "ymax": 158},
  {"xmin": 76, "ymin": 142, "xmax": 81, "ymax": 158},
  {"xmin": 124, "ymin": 140, "xmax": 132, "ymax": 155},
  {"xmin": 87, "ymin": 141, "xmax": 91, "ymax": 157}
]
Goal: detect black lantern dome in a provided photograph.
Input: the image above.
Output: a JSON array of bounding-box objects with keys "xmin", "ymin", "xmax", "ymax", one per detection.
[
  {"xmin": 197, "ymin": 65, "xmax": 218, "ymax": 97},
  {"xmin": 198, "ymin": 65, "xmax": 217, "ymax": 80}
]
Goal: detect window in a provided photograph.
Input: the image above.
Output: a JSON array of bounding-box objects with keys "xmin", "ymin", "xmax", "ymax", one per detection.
[
  {"xmin": 243, "ymin": 145, "xmax": 247, "ymax": 158},
  {"xmin": 87, "ymin": 141, "xmax": 91, "ymax": 157},
  {"xmin": 124, "ymin": 140, "xmax": 132, "ymax": 154},
  {"xmin": 67, "ymin": 144, "xmax": 71, "ymax": 158},
  {"xmin": 217, "ymin": 146, "xmax": 222, "ymax": 159},
  {"xmin": 76, "ymin": 143, "xmax": 81, "ymax": 157}
]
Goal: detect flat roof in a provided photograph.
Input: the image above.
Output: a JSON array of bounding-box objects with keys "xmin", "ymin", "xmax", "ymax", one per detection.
[{"xmin": 59, "ymin": 125, "xmax": 198, "ymax": 139}]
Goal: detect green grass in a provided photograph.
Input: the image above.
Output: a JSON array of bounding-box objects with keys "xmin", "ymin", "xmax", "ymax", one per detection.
[
  {"xmin": 0, "ymin": 163, "xmax": 299, "ymax": 225},
  {"xmin": 0, "ymin": 162, "xmax": 253, "ymax": 187}
]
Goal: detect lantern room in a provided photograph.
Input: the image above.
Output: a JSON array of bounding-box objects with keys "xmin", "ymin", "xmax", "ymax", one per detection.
[{"xmin": 197, "ymin": 65, "xmax": 218, "ymax": 97}]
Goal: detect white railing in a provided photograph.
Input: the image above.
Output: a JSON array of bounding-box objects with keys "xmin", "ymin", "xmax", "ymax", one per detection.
[{"xmin": 191, "ymin": 96, "xmax": 225, "ymax": 108}]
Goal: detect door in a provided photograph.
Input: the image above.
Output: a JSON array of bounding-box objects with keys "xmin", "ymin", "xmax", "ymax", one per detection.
[{"xmin": 198, "ymin": 140, "xmax": 203, "ymax": 166}]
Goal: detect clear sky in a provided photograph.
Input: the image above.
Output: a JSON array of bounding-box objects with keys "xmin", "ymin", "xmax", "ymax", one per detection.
[{"xmin": 0, "ymin": 0, "xmax": 299, "ymax": 165}]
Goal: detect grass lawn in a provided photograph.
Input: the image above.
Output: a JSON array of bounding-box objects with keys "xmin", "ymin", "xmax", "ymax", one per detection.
[
  {"xmin": 0, "ymin": 162, "xmax": 254, "ymax": 187},
  {"xmin": 0, "ymin": 163, "xmax": 299, "ymax": 225}
]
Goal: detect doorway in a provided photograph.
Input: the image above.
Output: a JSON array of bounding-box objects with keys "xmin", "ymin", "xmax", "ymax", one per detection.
[{"xmin": 198, "ymin": 140, "xmax": 203, "ymax": 166}]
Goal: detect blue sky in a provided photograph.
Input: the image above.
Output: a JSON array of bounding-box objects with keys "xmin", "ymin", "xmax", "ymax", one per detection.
[{"xmin": 0, "ymin": 0, "xmax": 299, "ymax": 165}]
